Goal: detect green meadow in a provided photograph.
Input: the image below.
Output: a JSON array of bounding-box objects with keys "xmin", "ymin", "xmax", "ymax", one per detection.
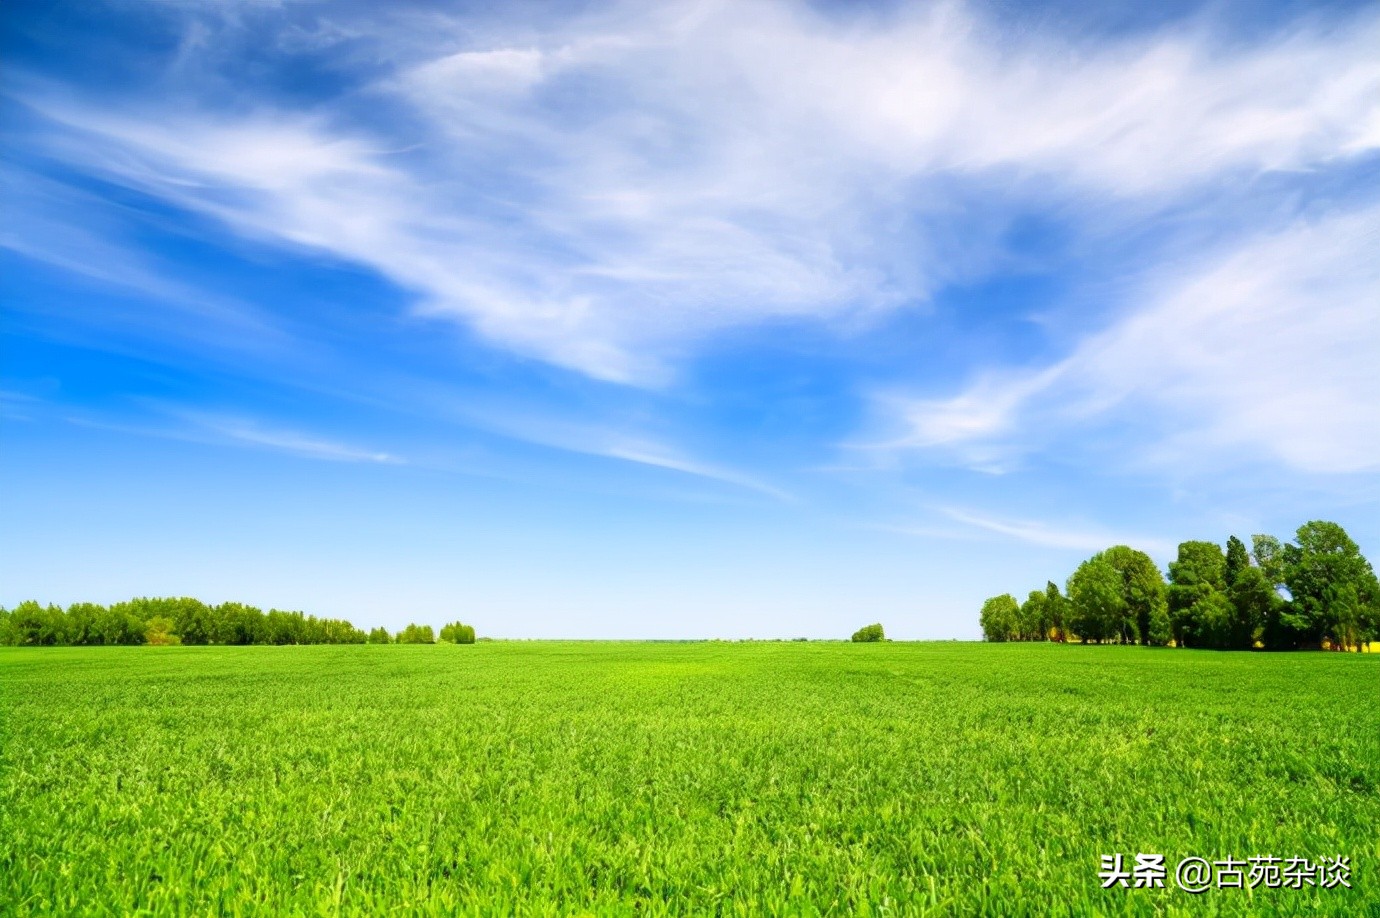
[{"xmin": 2, "ymin": 642, "xmax": 1376, "ymax": 916}]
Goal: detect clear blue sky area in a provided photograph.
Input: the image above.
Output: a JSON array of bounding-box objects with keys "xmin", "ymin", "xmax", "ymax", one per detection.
[{"xmin": 3, "ymin": 0, "xmax": 1377, "ymax": 637}]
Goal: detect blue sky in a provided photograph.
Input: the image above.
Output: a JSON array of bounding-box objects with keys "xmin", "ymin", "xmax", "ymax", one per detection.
[{"xmin": 2, "ymin": 0, "xmax": 1377, "ymax": 638}]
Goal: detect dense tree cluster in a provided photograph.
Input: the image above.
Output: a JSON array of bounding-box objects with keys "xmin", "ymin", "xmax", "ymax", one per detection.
[
  {"xmin": 0, "ymin": 599, "xmax": 481, "ymax": 648},
  {"xmin": 397, "ymin": 623, "xmax": 436, "ymax": 644},
  {"xmin": 439, "ymin": 621, "xmax": 477, "ymax": 644},
  {"xmin": 979, "ymin": 521, "xmax": 1379, "ymax": 651},
  {"xmin": 851, "ymin": 623, "xmax": 886, "ymax": 642}
]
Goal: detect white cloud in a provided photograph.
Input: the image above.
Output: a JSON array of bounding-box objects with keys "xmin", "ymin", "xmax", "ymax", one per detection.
[
  {"xmin": 600, "ymin": 443, "xmax": 793, "ymax": 502},
  {"xmin": 886, "ymin": 202, "xmax": 1380, "ymax": 475},
  {"xmin": 69, "ymin": 410, "xmax": 405, "ymax": 465},
  {"xmin": 197, "ymin": 418, "xmax": 404, "ymax": 465},
  {"xmin": 938, "ymin": 507, "xmax": 1175, "ymax": 555},
  {"xmin": 10, "ymin": 0, "xmax": 1380, "ymax": 382},
  {"xmin": 415, "ymin": 393, "xmax": 794, "ymax": 500}
]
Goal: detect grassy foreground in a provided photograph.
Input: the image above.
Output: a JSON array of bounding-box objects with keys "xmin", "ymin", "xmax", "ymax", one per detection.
[{"xmin": 2, "ymin": 642, "xmax": 1376, "ymax": 916}]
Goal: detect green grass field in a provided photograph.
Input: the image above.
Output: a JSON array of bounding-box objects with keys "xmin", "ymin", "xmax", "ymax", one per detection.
[{"xmin": 2, "ymin": 643, "xmax": 1377, "ymax": 916}]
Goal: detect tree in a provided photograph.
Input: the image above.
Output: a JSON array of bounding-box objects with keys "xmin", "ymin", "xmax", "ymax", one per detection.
[
  {"xmin": 397, "ymin": 623, "xmax": 436, "ymax": 644},
  {"xmin": 850, "ymin": 623, "xmax": 885, "ymax": 642},
  {"xmin": 1218, "ymin": 535, "xmax": 1265, "ymax": 649},
  {"xmin": 1167, "ymin": 541, "xmax": 1226, "ymax": 648},
  {"xmin": 263, "ymin": 609, "xmax": 306, "ymax": 645},
  {"xmin": 1067, "ymin": 556, "xmax": 1125, "ymax": 644},
  {"xmin": 213, "ymin": 602, "xmax": 264, "ymax": 645},
  {"xmin": 1019, "ymin": 590, "xmax": 1049, "ymax": 641},
  {"xmin": 1229, "ymin": 564, "xmax": 1278, "ymax": 650},
  {"xmin": 100, "ymin": 603, "xmax": 148, "ymax": 645},
  {"xmin": 439, "ymin": 621, "xmax": 476, "ymax": 644},
  {"xmin": 1251, "ymin": 535, "xmax": 1287, "ymax": 589},
  {"xmin": 979, "ymin": 595, "xmax": 1019, "ymax": 642},
  {"xmin": 62, "ymin": 602, "xmax": 103, "ymax": 645},
  {"xmin": 1045, "ymin": 581, "xmax": 1069, "ymax": 642},
  {"xmin": 1283, "ymin": 521, "xmax": 1380, "ymax": 651},
  {"xmin": 367, "ymin": 627, "xmax": 392, "ymax": 644},
  {"xmin": 1102, "ymin": 545, "xmax": 1169, "ymax": 645},
  {"xmin": 145, "ymin": 616, "xmax": 181, "ymax": 646},
  {"xmin": 9, "ymin": 601, "xmax": 66, "ymax": 646}
]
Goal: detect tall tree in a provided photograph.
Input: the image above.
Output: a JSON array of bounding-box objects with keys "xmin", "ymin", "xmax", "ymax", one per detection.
[
  {"xmin": 1045, "ymin": 581, "xmax": 1069, "ymax": 643},
  {"xmin": 1283, "ymin": 521, "xmax": 1380, "ymax": 651},
  {"xmin": 1067, "ymin": 556, "xmax": 1125, "ymax": 644},
  {"xmin": 1228, "ymin": 564, "xmax": 1277, "ymax": 650},
  {"xmin": 213, "ymin": 602, "xmax": 264, "ymax": 645},
  {"xmin": 65, "ymin": 602, "xmax": 106, "ymax": 646},
  {"xmin": 1251, "ymin": 535, "xmax": 1287, "ymax": 589},
  {"xmin": 1020, "ymin": 590, "xmax": 1050, "ymax": 641},
  {"xmin": 979, "ymin": 594, "xmax": 1020, "ymax": 642},
  {"xmin": 1102, "ymin": 545, "xmax": 1169, "ymax": 645},
  {"xmin": 1167, "ymin": 541, "xmax": 1227, "ymax": 648},
  {"xmin": 1220, "ymin": 536, "xmax": 1263, "ymax": 649}
]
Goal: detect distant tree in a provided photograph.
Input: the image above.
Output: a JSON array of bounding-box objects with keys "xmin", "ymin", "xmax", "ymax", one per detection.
[
  {"xmin": 850, "ymin": 623, "xmax": 885, "ymax": 643},
  {"xmin": 1044, "ymin": 581, "xmax": 1069, "ymax": 642},
  {"xmin": 212, "ymin": 602, "xmax": 264, "ymax": 645},
  {"xmin": 263, "ymin": 609, "xmax": 306, "ymax": 645},
  {"xmin": 1019, "ymin": 590, "xmax": 1049, "ymax": 641},
  {"xmin": 439, "ymin": 621, "xmax": 477, "ymax": 644},
  {"xmin": 397, "ymin": 623, "xmax": 436, "ymax": 644},
  {"xmin": 0, "ymin": 596, "xmax": 373, "ymax": 647},
  {"xmin": 1167, "ymin": 541, "xmax": 1227, "ymax": 648},
  {"xmin": 147, "ymin": 598, "xmax": 210, "ymax": 645},
  {"xmin": 65, "ymin": 602, "xmax": 106, "ymax": 645},
  {"xmin": 102, "ymin": 602, "xmax": 150, "ymax": 645},
  {"xmin": 9, "ymin": 601, "xmax": 65, "ymax": 646},
  {"xmin": 1067, "ymin": 556, "xmax": 1125, "ymax": 644},
  {"xmin": 979, "ymin": 595, "xmax": 1019, "ymax": 642},
  {"xmin": 1102, "ymin": 545, "xmax": 1169, "ymax": 645},
  {"xmin": 367, "ymin": 626, "xmax": 392, "ymax": 644}
]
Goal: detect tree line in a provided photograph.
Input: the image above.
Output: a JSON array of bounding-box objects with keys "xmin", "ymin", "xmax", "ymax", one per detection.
[
  {"xmin": 979, "ymin": 520, "xmax": 1378, "ymax": 651},
  {"xmin": 0, "ymin": 597, "xmax": 477, "ymax": 647}
]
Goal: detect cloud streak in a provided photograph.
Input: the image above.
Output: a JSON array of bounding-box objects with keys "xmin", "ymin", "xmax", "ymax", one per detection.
[
  {"xmin": 939, "ymin": 507, "xmax": 1175, "ymax": 556},
  {"xmin": 10, "ymin": 0, "xmax": 1379, "ymax": 383},
  {"xmin": 884, "ymin": 202, "xmax": 1380, "ymax": 476}
]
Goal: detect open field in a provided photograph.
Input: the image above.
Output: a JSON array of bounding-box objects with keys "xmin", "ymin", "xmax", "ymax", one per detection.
[{"xmin": 2, "ymin": 642, "xmax": 1377, "ymax": 916}]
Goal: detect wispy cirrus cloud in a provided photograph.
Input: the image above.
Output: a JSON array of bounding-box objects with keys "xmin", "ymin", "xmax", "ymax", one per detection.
[
  {"xmin": 937, "ymin": 507, "xmax": 1175, "ymax": 556},
  {"xmin": 878, "ymin": 201, "xmax": 1380, "ymax": 476},
  {"xmin": 8, "ymin": 0, "xmax": 1380, "ymax": 383},
  {"xmin": 66, "ymin": 409, "xmax": 404, "ymax": 466},
  {"xmin": 190, "ymin": 416, "xmax": 405, "ymax": 465}
]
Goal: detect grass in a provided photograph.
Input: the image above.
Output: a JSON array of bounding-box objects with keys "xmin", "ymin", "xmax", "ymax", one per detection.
[{"xmin": 2, "ymin": 642, "xmax": 1377, "ymax": 916}]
